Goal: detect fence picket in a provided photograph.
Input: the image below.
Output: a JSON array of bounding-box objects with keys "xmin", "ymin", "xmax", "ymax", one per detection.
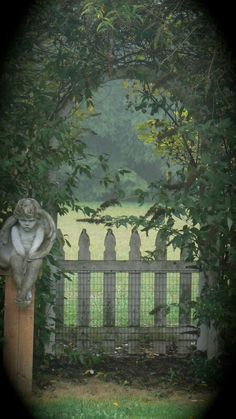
[
  {"xmin": 154, "ymin": 231, "xmax": 167, "ymax": 354},
  {"xmin": 103, "ymin": 230, "xmax": 116, "ymax": 333},
  {"xmin": 56, "ymin": 229, "xmax": 65, "ymax": 326},
  {"xmin": 154, "ymin": 231, "xmax": 167, "ymax": 326},
  {"xmin": 197, "ymin": 272, "xmax": 208, "ymax": 352},
  {"xmin": 78, "ymin": 228, "xmax": 91, "ymax": 260},
  {"xmin": 179, "ymin": 245, "xmax": 192, "ymax": 325},
  {"xmin": 128, "ymin": 230, "xmax": 141, "ymax": 353},
  {"xmin": 53, "ymin": 229, "xmax": 65, "ymax": 354},
  {"xmin": 78, "ymin": 229, "xmax": 91, "ymax": 343}
]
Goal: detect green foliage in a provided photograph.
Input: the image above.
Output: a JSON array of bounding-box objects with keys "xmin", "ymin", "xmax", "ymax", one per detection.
[
  {"xmin": 34, "ymin": 235, "xmax": 66, "ymax": 357},
  {"xmin": 75, "ymin": 0, "xmax": 236, "ymax": 358},
  {"xmin": 0, "ymin": 0, "xmax": 123, "ymax": 218},
  {"xmin": 190, "ymin": 353, "xmax": 224, "ymax": 385},
  {"xmin": 0, "ymin": 0, "xmax": 236, "ymax": 365},
  {"xmin": 63, "ymin": 347, "xmax": 102, "ymax": 368}
]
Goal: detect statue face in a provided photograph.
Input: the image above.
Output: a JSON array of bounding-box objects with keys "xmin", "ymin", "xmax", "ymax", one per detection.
[{"xmin": 18, "ymin": 218, "xmax": 38, "ymax": 232}]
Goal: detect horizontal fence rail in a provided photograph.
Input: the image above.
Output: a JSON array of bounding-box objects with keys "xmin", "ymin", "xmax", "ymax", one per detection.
[
  {"xmin": 59, "ymin": 260, "xmax": 198, "ymax": 273},
  {"xmin": 54, "ymin": 228, "xmax": 200, "ymax": 356}
]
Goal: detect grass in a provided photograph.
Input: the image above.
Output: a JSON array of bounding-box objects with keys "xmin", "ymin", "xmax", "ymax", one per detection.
[
  {"xmin": 30, "ymin": 397, "xmax": 206, "ymax": 419},
  {"xmin": 58, "ymin": 202, "xmax": 183, "ymax": 260},
  {"xmin": 63, "ymin": 271, "xmax": 199, "ymax": 328}
]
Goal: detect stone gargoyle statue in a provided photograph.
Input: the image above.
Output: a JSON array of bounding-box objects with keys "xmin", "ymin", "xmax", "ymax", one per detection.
[{"xmin": 0, "ymin": 198, "xmax": 56, "ymax": 308}]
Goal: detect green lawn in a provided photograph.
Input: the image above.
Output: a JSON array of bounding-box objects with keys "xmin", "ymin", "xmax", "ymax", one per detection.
[
  {"xmin": 30, "ymin": 397, "xmax": 206, "ymax": 419},
  {"xmin": 63, "ymin": 272, "xmax": 199, "ymax": 327},
  {"xmin": 58, "ymin": 202, "xmax": 183, "ymax": 260}
]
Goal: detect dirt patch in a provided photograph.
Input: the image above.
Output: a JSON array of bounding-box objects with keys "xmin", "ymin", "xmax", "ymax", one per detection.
[
  {"xmin": 33, "ymin": 378, "xmax": 158, "ymax": 402},
  {"xmin": 32, "ymin": 354, "xmax": 216, "ymax": 406},
  {"xmin": 31, "ymin": 377, "xmax": 213, "ymax": 407}
]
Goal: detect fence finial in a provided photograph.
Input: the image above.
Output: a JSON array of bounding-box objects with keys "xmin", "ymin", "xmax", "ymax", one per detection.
[
  {"xmin": 129, "ymin": 229, "xmax": 141, "ymax": 260},
  {"xmin": 155, "ymin": 230, "xmax": 167, "ymax": 260},
  {"xmin": 78, "ymin": 229, "xmax": 91, "ymax": 260},
  {"xmin": 104, "ymin": 228, "xmax": 116, "ymax": 260}
]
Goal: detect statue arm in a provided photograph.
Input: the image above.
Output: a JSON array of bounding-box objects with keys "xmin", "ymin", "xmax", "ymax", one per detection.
[
  {"xmin": 11, "ymin": 225, "xmax": 26, "ymax": 256},
  {"xmin": 28, "ymin": 226, "xmax": 44, "ymax": 258},
  {"xmin": 39, "ymin": 210, "xmax": 56, "ymax": 238},
  {"xmin": 28, "ymin": 234, "xmax": 56, "ymax": 260},
  {"xmin": 28, "ymin": 210, "xmax": 56, "ymax": 260},
  {"xmin": 0, "ymin": 215, "xmax": 17, "ymax": 246}
]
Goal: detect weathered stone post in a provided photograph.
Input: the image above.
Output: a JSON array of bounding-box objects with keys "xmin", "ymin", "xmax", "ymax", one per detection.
[{"xmin": 0, "ymin": 198, "xmax": 56, "ymax": 396}]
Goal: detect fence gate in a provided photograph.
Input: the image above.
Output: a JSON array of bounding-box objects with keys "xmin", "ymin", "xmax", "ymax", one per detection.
[{"xmin": 55, "ymin": 229, "xmax": 199, "ymax": 356}]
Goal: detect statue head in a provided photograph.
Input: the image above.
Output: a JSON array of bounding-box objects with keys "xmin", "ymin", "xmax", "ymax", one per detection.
[{"xmin": 13, "ymin": 198, "xmax": 41, "ymax": 220}]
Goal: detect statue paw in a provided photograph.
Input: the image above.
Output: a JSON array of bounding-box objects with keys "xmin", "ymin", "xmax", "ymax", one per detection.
[
  {"xmin": 26, "ymin": 290, "xmax": 32, "ymax": 301},
  {"xmin": 15, "ymin": 291, "xmax": 32, "ymax": 308},
  {"xmin": 15, "ymin": 298, "xmax": 32, "ymax": 309}
]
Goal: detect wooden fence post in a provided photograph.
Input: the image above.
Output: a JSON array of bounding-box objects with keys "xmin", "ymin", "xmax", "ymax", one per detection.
[
  {"xmin": 3, "ymin": 272, "xmax": 35, "ymax": 397},
  {"xmin": 54, "ymin": 228, "xmax": 65, "ymax": 354},
  {"xmin": 154, "ymin": 231, "xmax": 167, "ymax": 354},
  {"xmin": 128, "ymin": 229, "xmax": 141, "ymax": 354},
  {"xmin": 103, "ymin": 229, "xmax": 116, "ymax": 351},
  {"xmin": 179, "ymin": 245, "xmax": 192, "ymax": 325},
  {"xmin": 197, "ymin": 272, "xmax": 208, "ymax": 353},
  {"xmin": 206, "ymin": 271, "xmax": 219, "ymax": 359},
  {"xmin": 77, "ymin": 229, "xmax": 91, "ymax": 350}
]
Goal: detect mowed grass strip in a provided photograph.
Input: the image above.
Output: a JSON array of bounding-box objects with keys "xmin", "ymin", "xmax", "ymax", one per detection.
[{"xmin": 30, "ymin": 397, "xmax": 206, "ymax": 419}]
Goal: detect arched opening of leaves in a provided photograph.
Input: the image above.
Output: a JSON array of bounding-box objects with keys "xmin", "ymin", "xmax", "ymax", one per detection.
[{"xmin": 0, "ymin": 1, "xmax": 236, "ymax": 414}]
